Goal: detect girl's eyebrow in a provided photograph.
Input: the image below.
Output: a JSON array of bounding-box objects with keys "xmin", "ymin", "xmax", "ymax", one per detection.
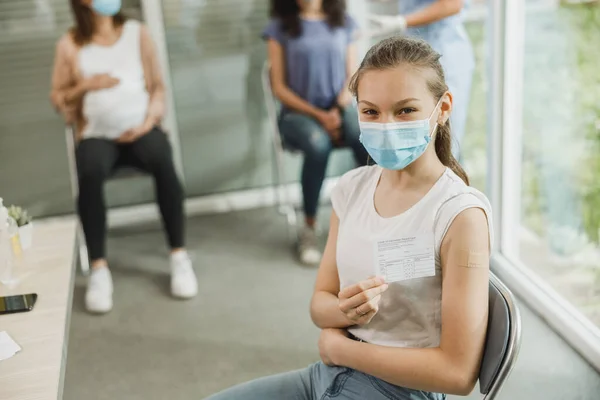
[
  {"xmin": 357, "ymin": 98, "xmax": 420, "ymax": 108},
  {"xmin": 392, "ymin": 98, "xmax": 420, "ymax": 107}
]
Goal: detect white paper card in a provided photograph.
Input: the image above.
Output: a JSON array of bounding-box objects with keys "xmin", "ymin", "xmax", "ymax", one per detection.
[
  {"xmin": 0, "ymin": 331, "xmax": 21, "ymax": 362},
  {"xmin": 375, "ymin": 234, "xmax": 435, "ymax": 282}
]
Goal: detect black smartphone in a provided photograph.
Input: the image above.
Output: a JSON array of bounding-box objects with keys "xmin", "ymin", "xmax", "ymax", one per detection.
[{"xmin": 0, "ymin": 293, "xmax": 38, "ymax": 315}]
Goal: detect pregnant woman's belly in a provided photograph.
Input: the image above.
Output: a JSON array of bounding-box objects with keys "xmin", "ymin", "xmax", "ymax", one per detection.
[{"xmin": 83, "ymin": 80, "xmax": 149, "ymax": 140}]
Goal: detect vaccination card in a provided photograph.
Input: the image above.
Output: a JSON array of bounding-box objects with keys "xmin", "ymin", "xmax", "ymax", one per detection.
[{"xmin": 374, "ymin": 234, "xmax": 435, "ymax": 283}]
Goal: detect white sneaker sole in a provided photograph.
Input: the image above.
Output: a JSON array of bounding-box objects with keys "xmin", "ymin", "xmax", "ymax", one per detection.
[
  {"xmin": 171, "ymin": 291, "xmax": 197, "ymax": 300},
  {"xmin": 299, "ymin": 251, "xmax": 321, "ymax": 266},
  {"xmin": 85, "ymin": 300, "xmax": 113, "ymax": 314},
  {"xmin": 171, "ymin": 283, "xmax": 198, "ymax": 299}
]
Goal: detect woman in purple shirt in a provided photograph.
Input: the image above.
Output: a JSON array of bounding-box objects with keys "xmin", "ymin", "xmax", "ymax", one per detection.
[{"xmin": 263, "ymin": 0, "xmax": 368, "ymax": 266}]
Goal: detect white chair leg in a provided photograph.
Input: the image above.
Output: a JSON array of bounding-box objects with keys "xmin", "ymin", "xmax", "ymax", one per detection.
[
  {"xmin": 77, "ymin": 224, "xmax": 90, "ymax": 276},
  {"xmin": 271, "ymin": 144, "xmax": 299, "ymax": 240},
  {"xmin": 276, "ymin": 160, "xmax": 299, "ymax": 242},
  {"xmin": 285, "ymin": 205, "xmax": 298, "ymax": 243},
  {"xmin": 271, "ymin": 149, "xmax": 285, "ymax": 214}
]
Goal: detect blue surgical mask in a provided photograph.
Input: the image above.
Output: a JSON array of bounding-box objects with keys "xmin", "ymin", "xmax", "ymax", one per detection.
[
  {"xmin": 92, "ymin": 0, "xmax": 122, "ymax": 17},
  {"xmin": 359, "ymin": 100, "xmax": 442, "ymax": 170}
]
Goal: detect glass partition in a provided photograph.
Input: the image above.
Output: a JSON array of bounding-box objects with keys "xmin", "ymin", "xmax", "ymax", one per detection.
[
  {"xmin": 160, "ymin": 0, "xmax": 368, "ymax": 198},
  {"xmin": 0, "ymin": 0, "xmax": 158, "ymax": 218}
]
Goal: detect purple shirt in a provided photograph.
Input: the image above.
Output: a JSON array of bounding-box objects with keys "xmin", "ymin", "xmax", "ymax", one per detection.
[{"xmin": 263, "ymin": 15, "xmax": 358, "ymax": 110}]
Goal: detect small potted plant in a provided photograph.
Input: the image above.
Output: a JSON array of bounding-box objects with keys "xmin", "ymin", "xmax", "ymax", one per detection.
[{"xmin": 7, "ymin": 205, "xmax": 33, "ymax": 250}]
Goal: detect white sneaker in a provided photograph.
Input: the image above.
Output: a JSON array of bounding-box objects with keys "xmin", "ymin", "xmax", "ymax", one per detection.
[
  {"xmin": 298, "ymin": 227, "xmax": 322, "ymax": 266},
  {"xmin": 170, "ymin": 252, "xmax": 198, "ymax": 299},
  {"xmin": 85, "ymin": 267, "xmax": 113, "ymax": 314}
]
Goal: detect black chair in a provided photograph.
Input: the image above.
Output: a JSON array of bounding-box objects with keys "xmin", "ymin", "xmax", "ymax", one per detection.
[{"xmin": 479, "ymin": 272, "xmax": 522, "ymax": 399}]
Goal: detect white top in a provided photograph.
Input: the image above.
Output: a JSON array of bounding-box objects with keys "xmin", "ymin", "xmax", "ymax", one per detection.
[
  {"xmin": 78, "ymin": 20, "xmax": 149, "ymax": 140},
  {"xmin": 331, "ymin": 165, "xmax": 493, "ymax": 348}
]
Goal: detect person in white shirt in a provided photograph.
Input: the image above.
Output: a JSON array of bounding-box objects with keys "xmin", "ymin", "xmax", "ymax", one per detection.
[
  {"xmin": 50, "ymin": 0, "xmax": 197, "ymax": 314},
  {"xmin": 205, "ymin": 35, "xmax": 493, "ymax": 399}
]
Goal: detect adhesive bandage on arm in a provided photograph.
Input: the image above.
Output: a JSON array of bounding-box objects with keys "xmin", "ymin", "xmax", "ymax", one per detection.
[{"xmin": 454, "ymin": 249, "xmax": 489, "ymax": 269}]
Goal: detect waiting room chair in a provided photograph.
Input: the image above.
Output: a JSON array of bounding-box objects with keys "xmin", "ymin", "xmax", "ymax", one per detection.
[
  {"xmin": 261, "ymin": 61, "xmax": 298, "ymax": 240},
  {"xmin": 479, "ymin": 272, "xmax": 522, "ymax": 399},
  {"xmin": 65, "ymin": 125, "xmax": 145, "ymax": 275}
]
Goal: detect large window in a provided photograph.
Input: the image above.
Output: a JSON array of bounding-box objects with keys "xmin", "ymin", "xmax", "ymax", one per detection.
[
  {"xmin": 462, "ymin": 0, "xmax": 489, "ymax": 192},
  {"xmin": 517, "ymin": 1, "xmax": 600, "ymax": 328},
  {"xmin": 490, "ymin": 0, "xmax": 600, "ymax": 370}
]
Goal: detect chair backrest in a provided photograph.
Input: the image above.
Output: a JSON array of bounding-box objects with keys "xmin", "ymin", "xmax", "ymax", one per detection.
[
  {"xmin": 261, "ymin": 61, "xmax": 286, "ymax": 154},
  {"xmin": 479, "ymin": 272, "xmax": 522, "ymax": 399}
]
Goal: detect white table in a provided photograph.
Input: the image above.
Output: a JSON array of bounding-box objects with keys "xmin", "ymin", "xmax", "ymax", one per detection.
[{"xmin": 0, "ymin": 218, "xmax": 77, "ymax": 400}]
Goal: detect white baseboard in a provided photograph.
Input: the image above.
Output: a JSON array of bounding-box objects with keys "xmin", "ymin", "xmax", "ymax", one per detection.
[{"xmin": 106, "ymin": 177, "xmax": 340, "ymax": 229}]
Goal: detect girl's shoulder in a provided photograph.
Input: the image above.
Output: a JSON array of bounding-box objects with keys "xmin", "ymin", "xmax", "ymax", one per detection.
[
  {"xmin": 433, "ymin": 170, "xmax": 494, "ymax": 251},
  {"xmin": 331, "ymin": 166, "xmax": 380, "ymax": 219}
]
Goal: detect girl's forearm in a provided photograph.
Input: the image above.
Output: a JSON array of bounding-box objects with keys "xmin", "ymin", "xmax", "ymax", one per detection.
[
  {"xmin": 310, "ymin": 291, "xmax": 355, "ymax": 329},
  {"xmin": 332, "ymin": 338, "xmax": 476, "ymax": 396}
]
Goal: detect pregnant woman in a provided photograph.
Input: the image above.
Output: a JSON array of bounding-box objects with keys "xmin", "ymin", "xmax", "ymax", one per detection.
[{"xmin": 50, "ymin": 0, "xmax": 198, "ymax": 314}]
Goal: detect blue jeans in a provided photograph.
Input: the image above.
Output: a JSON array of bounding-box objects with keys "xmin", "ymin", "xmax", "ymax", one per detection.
[
  {"xmin": 279, "ymin": 106, "xmax": 368, "ymax": 218},
  {"xmin": 204, "ymin": 362, "xmax": 445, "ymax": 400}
]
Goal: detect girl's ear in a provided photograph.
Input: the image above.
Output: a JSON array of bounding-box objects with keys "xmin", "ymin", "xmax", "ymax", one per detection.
[{"xmin": 438, "ymin": 91, "xmax": 453, "ymax": 125}]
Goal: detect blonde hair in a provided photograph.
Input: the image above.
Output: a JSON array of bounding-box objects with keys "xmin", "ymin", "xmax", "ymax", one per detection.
[{"xmin": 349, "ymin": 36, "xmax": 469, "ymax": 185}]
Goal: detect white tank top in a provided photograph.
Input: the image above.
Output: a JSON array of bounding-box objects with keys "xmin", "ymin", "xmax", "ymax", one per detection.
[
  {"xmin": 78, "ymin": 20, "xmax": 149, "ymax": 140},
  {"xmin": 331, "ymin": 165, "xmax": 494, "ymax": 348}
]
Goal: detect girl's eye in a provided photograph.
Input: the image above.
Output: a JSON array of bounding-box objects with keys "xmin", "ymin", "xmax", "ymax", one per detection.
[
  {"xmin": 398, "ymin": 108, "xmax": 417, "ymax": 115},
  {"xmin": 362, "ymin": 109, "xmax": 378, "ymax": 116}
]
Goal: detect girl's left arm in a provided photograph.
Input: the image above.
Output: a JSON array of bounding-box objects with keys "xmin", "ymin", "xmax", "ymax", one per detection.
[{"xmin": 325, "ymin": 207, "xmax": 490, "ymax": 396}]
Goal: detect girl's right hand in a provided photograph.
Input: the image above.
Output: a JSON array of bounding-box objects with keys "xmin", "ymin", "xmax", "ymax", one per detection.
[
  {"xmin": 85, "ymin": 74, "xmax": 120, "ymax": 91},
  {"xmin": 338, "ymin": 276, "xmax": 389, "ymax": 326}
]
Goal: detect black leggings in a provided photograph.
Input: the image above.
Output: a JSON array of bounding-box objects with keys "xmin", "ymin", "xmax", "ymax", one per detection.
[{"xmin": 76, "ymin": 127, "xmax": 185, "ymax": 261}]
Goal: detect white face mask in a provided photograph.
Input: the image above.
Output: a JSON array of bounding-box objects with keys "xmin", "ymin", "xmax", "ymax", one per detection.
[{"xmin": 358, "ymin": 98, "xmax": 443, "ymax": 170}]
